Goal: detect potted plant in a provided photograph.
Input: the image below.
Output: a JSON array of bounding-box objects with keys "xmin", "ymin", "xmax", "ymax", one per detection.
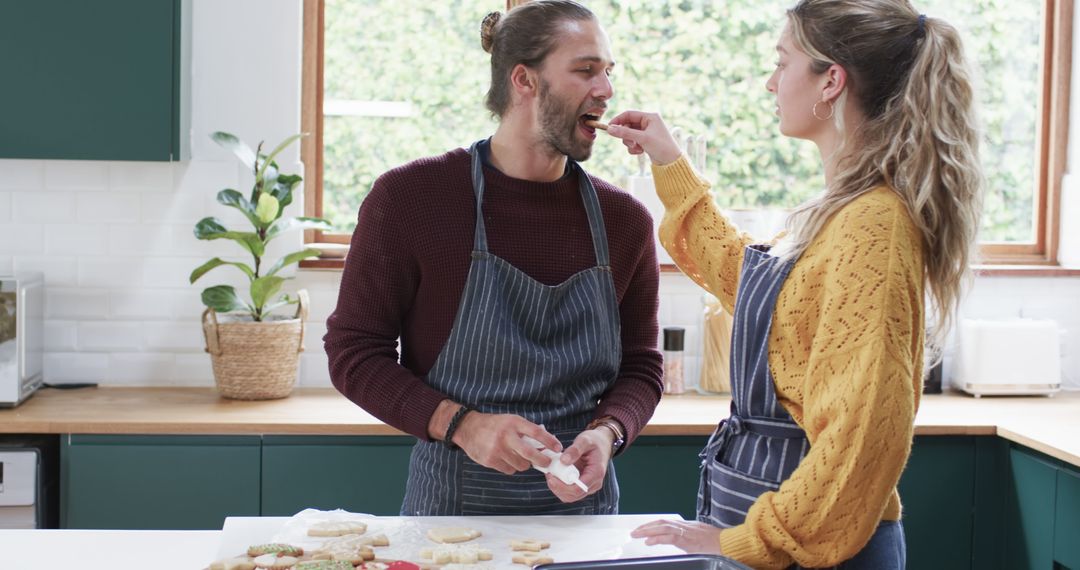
[{"xmin": 190, "ymin": 131, "xmax": 331, "ymax": 400}]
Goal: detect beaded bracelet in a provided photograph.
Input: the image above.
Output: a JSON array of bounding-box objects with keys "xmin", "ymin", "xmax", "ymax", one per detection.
[{"xmin": 443, "ymin": 405, "xmax": 473, "ymax": 450}]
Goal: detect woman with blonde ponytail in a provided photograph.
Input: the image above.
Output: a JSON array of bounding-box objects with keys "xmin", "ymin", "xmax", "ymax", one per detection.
[{"xmin": 612, "ymin": 1, "xmax": 982, "ymax": 568}]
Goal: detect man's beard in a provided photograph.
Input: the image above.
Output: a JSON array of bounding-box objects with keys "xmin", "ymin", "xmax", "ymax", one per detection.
[{"xmin": 538, "ymin": 78, "xmax": 597, "ymax": 162}]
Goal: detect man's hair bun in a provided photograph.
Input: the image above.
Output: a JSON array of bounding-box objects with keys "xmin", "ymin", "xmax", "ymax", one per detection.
[{"xmin": 480, "ymin": 11, "xmax": 501, "ymax": 53}]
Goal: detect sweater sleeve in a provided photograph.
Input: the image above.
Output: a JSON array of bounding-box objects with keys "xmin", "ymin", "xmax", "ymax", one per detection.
[
  {"xmin": 718, "ymin": 204, "xmax": 924, "ymax": 569},
  {"xmin": 323, "ymin": 175, "xmax": 450, "ymax": 441},
  {"xmin": 651, "ymin": 156, "xmax": 756, "ymax": 313},
  {"xmin": 594, "ymin": 211, "xmax": 663, "ymax": 449}
]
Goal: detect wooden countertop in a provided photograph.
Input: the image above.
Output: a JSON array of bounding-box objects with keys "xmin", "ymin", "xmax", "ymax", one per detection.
[{"xmin": 2, "ymin": 386, "xmax": 1078, "ymax": 467}]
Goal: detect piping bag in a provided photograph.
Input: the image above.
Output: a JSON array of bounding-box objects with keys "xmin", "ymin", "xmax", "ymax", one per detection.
[{"xmin": 521, "ymin": 432, "xmax": 589, "ymax": 492}]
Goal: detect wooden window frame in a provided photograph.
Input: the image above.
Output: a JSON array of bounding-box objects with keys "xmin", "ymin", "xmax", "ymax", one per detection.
[{"xmin": 300, "ymin": 0, "xmax": 1075, "ymax": 273}]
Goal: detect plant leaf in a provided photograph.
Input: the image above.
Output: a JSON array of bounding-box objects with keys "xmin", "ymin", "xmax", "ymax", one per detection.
[
  {"xmin": 210, "ymin": 132, "xmax": 256, "ymax": 170},
  {"xmin": 250, "ymin": 276, "xmax": 286, "ymax": 312},
  {"xmin": 256, "ymin": 133, "xmax": 305, "ymax": 182},
  {"xmin": 202, "ymin": 285, "xmax": 249, "ymax": 314},
  {"xmin": 216, "ymin": 189, "xmax": 260, "ymax": 228},
  {"xmin": 255, "ymin": 193, "xmax": 280, "ymax": 225},
  {"xmin": 266, "ymin": 217, "xmax": 332, "ymax": 240},
  {"xmin": 264, "ymin": 248, "xmax": 322, "ymax": 277},
  {"xmin": 193, "ymin": 218, "xmax": 264, "ymax": 257},
  {"xmin": 190, "ymin": 257, "xmax": 255, "ymax": 283}
]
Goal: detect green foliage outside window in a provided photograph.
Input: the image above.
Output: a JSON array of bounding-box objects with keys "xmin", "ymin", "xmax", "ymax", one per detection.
[{"xmin": 323, "ymin": 0, "xmax": 1039, "ymax": 242}]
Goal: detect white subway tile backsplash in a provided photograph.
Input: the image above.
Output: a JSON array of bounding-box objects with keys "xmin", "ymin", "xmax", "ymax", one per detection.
[
  {"xmin": 109, "ymin": 224, "xmax": 172, "ymax": 256},
  {"xmin": 173, "ymin": 160, "xmax": 239, "ymax": 195},
  {"xmin": 109, "ymin": 289, "xmax": 175, "ymax": 319},
  {"xmin": 79, "ymin": 257, "xmax": 145, "ymax": 288},
  {"xmin": 0, "ymin": 192, "xmax": 11, "ymax": 222},
  {"xmin": 109, "ymin": 162, "xmax": 174, "ymax": 192},
  {"xmin": 0, "ymin": 225, "xmax": 44, "ymax": 255},
  {"xmin": 299, "ymin": 352, "xmax": 331, "ymax": 387},
  {"xmin": 44, "ymin": 161, "xmax": 108, "ymax": 191},
  {"xmin": 142, "ymin": 192, "xmax": 208, "ymax": 223},
  {"xmin": 170, "ymin": 225, "xmax": 238, "ymax": 258},
  {"xmin": 44, "ymin": 352, "xmax": 109, "ymax": 383},
  {"xmin": 13, "ymin": 256, "xmax": 78, "ymax": 286},
  {"xmin": 144, "ymin": 322, "xmax": 204, "ymax": 351},
  {"xmin": 173, "ymin": 289, "xmax": 209, "ymax": 320},
  {"xmin": 172, "ymin": 354, "xmax": 215, "ymax": 384},
  {"xmin": 108, "ymin": 352, "xmax": 176, "ymax": 385},
  {"xmin": 77, "ymin": 192, "xmax": 141, "ymax": 223},
  {"xmin": 44, "ymin": 320, "xmax": 78, "ymax": 351},
  {"xmin": 78, "ymin": 322, "xmax": 145, "ymax": 351},
  {"xmin": 144, "ymin": 257, "xmax": 222, "ymax": 289},
  {"xmin": 302, "ymin": 321, "xmax": 328, "ymax": 352},
  {"xmin": 304, "ymin": 288, "xmax": 340, "ymax": 323},
  {"xmin": 44, "ymin": 224, "xmax": 109, "ymax": 255},
  {"xmin": 46, "ymin": 288, "xmax": 110, "ymax": 319},
  {"xmin": 0, "ymin": 160, "xmax": 44, "ymax": 190},
  {"xmin": 13, "ymin": 192, "xmax": 77, "ymax": 223}
]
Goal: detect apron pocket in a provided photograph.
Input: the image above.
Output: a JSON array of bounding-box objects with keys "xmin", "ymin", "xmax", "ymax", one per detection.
[{"xmin": 706, "ymin": 460, "xmax": 781, "ymax": 528}]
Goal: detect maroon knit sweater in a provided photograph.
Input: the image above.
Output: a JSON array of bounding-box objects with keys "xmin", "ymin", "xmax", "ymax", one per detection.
[{"xmin": 323, "ymin": 146, "xmax": 663, "ymax": 447}]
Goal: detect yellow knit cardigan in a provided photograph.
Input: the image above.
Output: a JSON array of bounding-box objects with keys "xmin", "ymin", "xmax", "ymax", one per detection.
[{"xmin": 653, "ymin": 156, "xmax": 924, "ymax": 569}]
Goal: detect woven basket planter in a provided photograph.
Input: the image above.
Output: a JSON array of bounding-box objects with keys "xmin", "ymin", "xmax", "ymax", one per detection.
[{"xmin": 201, "ymin": 290, "xmax": 308, "ymax": 400}]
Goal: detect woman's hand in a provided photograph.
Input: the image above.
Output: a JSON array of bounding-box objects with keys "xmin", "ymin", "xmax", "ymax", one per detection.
[
  {"xmin": 452, "ymin": 411, "xmax": 562, "ymax": 475},
  {"xmin": 545, "ymin": 427, "xmax": 613, "ymax": 503},
  {"xmin": 605, "ymin": 110, "xmax": 683, "ymax": 166},
  {"xmin": 631, "ymin": 519, "xmax": 724, "ymax": 554}
]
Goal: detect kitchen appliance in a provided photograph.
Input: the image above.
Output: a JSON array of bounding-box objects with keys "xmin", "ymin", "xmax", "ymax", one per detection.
[
  {"xmin": 0, "ymin": 435, "xmax": 59, "ymax": 529},
  {"xmin": 0, "ymin": 272, "xmax": 44, "ymax": 407},
  {"xmin": 537, "ymin": 554, "xmax": 753, "ymax": 569},
  {"xmin": 956, "ymin": 318, "xmax": 1062, "ymax": 397}
]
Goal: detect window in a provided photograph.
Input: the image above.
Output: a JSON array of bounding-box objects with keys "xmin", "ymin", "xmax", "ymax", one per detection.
[{"xmin": 301, "ymin": 0, "xmax": 1071, "ymax": 269}]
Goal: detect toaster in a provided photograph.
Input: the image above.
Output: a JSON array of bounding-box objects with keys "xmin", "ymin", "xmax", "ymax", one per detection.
[
  {"xmin": 955, "ymin": 318, "xmax": 1061, "ymax": 397},
  {"xmin": 0, "ymin": 272, "xmax": 44, "ymax": 407}
]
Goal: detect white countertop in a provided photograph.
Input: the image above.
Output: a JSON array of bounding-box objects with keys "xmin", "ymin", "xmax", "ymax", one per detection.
[{"xmin": 2, "ymin": 513, "xmax": 689, "ymax": 570}]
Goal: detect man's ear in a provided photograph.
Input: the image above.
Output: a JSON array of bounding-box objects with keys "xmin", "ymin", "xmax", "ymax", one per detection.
[
  {"xmin": 821, "ymin": 63, "xmax": 848, "ymax": 103},
  {"xmin": 510, "ymin": 63, "xmax": 538, "ymax": 101}
]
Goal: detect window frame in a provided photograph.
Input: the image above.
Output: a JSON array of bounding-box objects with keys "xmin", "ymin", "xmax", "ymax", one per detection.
[{"xmin": 300, "ymin": 0, "xmax": 1074, "ymax": 272}]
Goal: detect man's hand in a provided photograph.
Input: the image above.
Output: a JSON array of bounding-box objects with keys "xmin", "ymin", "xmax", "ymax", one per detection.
[
  {"xmin": 546, "ymin": 427, "xmax": 614, "ymax": 503},
  {"xmin": 451, "ymin": 411, "xmax": 562, "ymax": 475}
]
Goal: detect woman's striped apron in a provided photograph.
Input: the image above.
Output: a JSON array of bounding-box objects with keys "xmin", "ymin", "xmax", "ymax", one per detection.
[{"xmin": 697, "ymin": 244, "xmax": 905, "ymax": 569}]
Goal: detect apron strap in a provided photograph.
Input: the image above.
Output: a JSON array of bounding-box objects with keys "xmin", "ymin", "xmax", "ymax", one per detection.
[{"xmin": 467, "ymin": 139, "xmax": 611, "ymax": 267}]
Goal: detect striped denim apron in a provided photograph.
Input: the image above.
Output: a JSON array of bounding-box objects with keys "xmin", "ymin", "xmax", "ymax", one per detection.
[
  {"xmin": 399, "ymin": 140, "xmax": 621, "ymax": 516},
  {"xmin": 697, "ymin": 244, "xmax": 905, "ymax": 569}
]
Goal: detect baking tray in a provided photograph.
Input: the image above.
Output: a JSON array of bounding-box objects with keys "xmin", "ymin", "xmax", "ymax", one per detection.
[{"xmin": 536, "ymin": 554, "xmax": 753, "ymax": 569}]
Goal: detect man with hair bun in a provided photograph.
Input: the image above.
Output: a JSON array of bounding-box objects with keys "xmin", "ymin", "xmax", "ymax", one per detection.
[{"xmin": 325, "ymin": 0, "xmax": 662, "ymax": 516}]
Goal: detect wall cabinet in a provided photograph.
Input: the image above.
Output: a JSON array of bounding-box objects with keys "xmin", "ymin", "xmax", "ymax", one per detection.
[{"xmin": 0, "ymin": 0, "xmax": 189, "ymax": 161}]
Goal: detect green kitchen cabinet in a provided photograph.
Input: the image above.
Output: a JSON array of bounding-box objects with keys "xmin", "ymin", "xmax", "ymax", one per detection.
[
  {"xmin": 1005, "ymin": 446, "xmax": 1058, "ymax": 570},
  {"xmin": 615, "ymin": 435, "xmax": 708, "ymax": 520},
  {"xmin": 261, "ymin": 436, "xmax": 414, "ymax": 516},
  {"xmin": 1055, "ymin": 467, "xmax": 1080, "ymax": 569},
  {"xmin": 0, "ymin": 0, "xmax": 190, "ymax": 161},
  {"xmin": 898, "ymin": 436, "xmax": 977, "ymax": 570},
  {"xmin": 61, "ymin": 435, "xmax": 260, "ymax": 530}
]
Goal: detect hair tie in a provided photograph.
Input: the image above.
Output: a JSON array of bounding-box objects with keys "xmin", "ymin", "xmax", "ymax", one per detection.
[{"xmin": 915, "ymin": 14, "xmax": 927, "ymax": 39}]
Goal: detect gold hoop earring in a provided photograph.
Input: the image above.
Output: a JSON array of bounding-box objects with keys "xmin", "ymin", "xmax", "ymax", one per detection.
[{"xmin": 812, "ymin": 100, "xmax": 834, "ymax": 121}]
